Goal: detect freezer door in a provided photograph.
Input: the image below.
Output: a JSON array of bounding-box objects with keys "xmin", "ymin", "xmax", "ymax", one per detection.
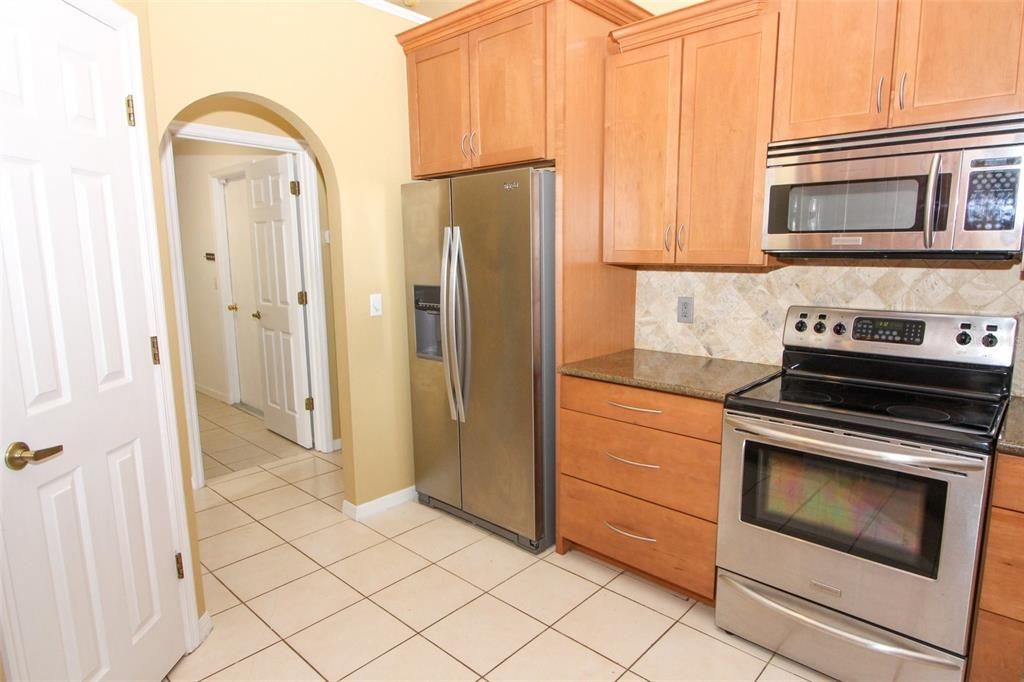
[
  {"xmin": 452, "ymin": 168, "xmax": 550, "ymax": 540},
  {"xmin": 402, "ymin": 179, "xmax": 462, "ymax": 508}
]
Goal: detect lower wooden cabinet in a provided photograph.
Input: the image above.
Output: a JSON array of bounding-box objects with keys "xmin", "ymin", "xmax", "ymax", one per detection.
[
  {"xmin": 979, "ymin": 507, "xmax": 1024, "ymax": 622},
  {"xmin": 559, "ymin": 474, "xmax": 717, "ymax": 601},
  {"xmin": 970, "ymin": 610, "xmax": 1024, "ymax": 681}
]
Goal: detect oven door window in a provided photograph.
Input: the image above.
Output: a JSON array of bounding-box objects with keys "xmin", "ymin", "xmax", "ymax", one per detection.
[
  {"xmin": 741, "ymin": 442, "xmax": 946, "ymax": 578},
  {"xmin": 765, "ymin": 175, "xmax": 951, "ymax": 235}
]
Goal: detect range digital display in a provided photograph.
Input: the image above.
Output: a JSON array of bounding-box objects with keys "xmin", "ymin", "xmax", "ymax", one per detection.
[{"xmin": 853, "ymin": 317, "xmax": 926, "ymax": 345}]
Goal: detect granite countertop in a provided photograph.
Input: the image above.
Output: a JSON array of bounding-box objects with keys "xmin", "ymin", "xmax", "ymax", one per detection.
[
  {"xmin": 999, "ymin": 396, "xmax": 1024, "ymax": 456},
  {"xmin": 559, "ymin": 349, "xmax": 780, "ymax": 402}
]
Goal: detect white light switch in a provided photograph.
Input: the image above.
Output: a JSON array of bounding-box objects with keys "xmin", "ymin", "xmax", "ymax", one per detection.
[{"xmin": 369, "ymin": 293, "xmax": 383, "ymax": 317}]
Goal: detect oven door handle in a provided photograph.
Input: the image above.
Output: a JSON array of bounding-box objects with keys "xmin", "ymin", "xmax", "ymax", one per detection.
[
  {"xmin": 719, "ymin": 574, "xmax": 962, "ymax": 670},
  {"xmin": 727, "ymin": 417, "xmax": 985, "ymax": 472}
]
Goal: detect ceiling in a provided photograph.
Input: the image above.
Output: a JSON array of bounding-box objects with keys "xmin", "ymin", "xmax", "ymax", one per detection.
[{"xmin": 386, "ymin": 0, "xmax": 704, "ymax": 20}]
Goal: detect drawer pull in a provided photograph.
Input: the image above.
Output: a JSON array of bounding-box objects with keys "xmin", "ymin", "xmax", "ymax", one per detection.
[
  {"xmin": 605, "ymin": 522, "xmax": 657, "ymax": 543},
  {"xmin": 606, "ymin": 452, "xmax": 661, "ymax": 470},
  {"xmin": 607, "ymin": 400, "xmax": 662, "ymax": 415}
]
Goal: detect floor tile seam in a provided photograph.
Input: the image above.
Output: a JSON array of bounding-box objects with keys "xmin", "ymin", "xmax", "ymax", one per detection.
[{"xmin": 674, "ymin": 617, "xmax": 776, "ymax": 665}]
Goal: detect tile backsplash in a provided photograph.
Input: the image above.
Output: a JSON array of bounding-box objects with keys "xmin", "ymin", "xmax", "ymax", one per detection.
[{"xmin": 635, "ymin": 261, "xmax": 1024, "ymax": 395}]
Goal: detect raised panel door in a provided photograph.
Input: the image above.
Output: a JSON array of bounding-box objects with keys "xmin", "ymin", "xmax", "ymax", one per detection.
[
  {"xmin": 773, "ymin": 0, "xmax": 898, "ymax": 140},
  {"xmin": 676, "ymin": 15, "xmax": 777, "ymax": 265},
  {"xmin": 603, "ymin": 39, "xmax": 682, "ymax": 265},
  {"xmin": 468, "ymin": 7, "xmax": 547, "ymax": 168},
  {"xmin": 407, "ymin": 35, "xmax": 472, "ymax": 177},
  {"xmin": 892, "ymin": 0, "xmax": 1024, "ymax": 127}
]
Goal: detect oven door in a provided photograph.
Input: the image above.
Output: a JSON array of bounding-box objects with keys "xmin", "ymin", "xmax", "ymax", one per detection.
[
  {"xmin": 763, "ymin": 151, "xmax": 961, "ymax": 253},
  {"xmin": 717, "ymin": 411, "xmax": 990, "ymax": 655}
]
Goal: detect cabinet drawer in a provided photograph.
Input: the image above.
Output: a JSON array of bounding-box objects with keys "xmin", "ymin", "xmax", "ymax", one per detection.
[
  {"xmin": 969, "ymin": 609, "xmax": 1024, "ymax": 682},
  {"xmin": 993, "ymin": 453, "xmax": 1024, "ymax": 514},
  {"xmin": 558, "ymin": 408, "xmax": 719, "ymax": 522},
  {"xmin": 559, "ymin": 474, "xmax": 716, "ymax": 600},
  {"xmin": 560, "ymin": 376, "xmax": 723, "ymax": 443},
  {"xmin": 980, "ymin": 507, "xmax": 1024, "ymax": 622}
]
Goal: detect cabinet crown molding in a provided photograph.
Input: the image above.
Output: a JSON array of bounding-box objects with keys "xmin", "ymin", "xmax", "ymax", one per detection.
[
  {"xmin": 610, "ymin": 0, "xmax": 776, "ymax": 52},
  {"xmin": 396, "ymin": 0, "xmax": 651, "ymax": 53}
]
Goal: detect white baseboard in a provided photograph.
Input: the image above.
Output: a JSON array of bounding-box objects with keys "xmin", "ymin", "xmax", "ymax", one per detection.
[
  {"xmin": 342, "ymin": 485, "xmax": 417, "ymax": 521},
  {"xmin": 330, "ymin": 438, "xmax": 342, "ymax": 452},
  {"xmin": 195, "ymin": 384, "xmax": 230, "ymax": 404},
  {"xmin": 191, "ymin": 611, "xmax": 213, "ymax": 652}
]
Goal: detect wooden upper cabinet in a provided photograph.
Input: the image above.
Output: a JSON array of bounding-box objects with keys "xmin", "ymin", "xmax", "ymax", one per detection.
[
  {"xmin": 603, "ymin": 40, "xmax": 682, "ymax": 265},
  {"xmin": 773, "ymin": 0, "xmax": 898, "ymax": 141},
  {"xmin": 677, "ymin": 14, "xmax": 776, "ymax": 265},
  {"xmin": 468, "ymin": 6, "xmax": 547, "ymax": 167},
  {"xmin": 407, "ymin": 35, "xmax": 473, "ymax": 177},
  {"xmin": 891, "ymin": 0, "xmax": 1024, "ymax": 127}
]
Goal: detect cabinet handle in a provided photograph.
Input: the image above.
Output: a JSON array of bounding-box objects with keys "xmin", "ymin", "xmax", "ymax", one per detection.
[
  {"xmin": 469, "ymin": 131, "xmax": 479, "ymax": 156},
  {"xmin": 676, "ymin": 224, "xmax": 685, "ymax": 251},
  {"xmin": 663, "ymin": 224, "xmax": 672, "ymax": 253},
  {"xmin": 607, "ymin": 400, "xmax": 663, "ymax": 415},
  {"xmin": 898, "ymin": 72, "xmax": 907, "ymax": 111},
  {"xmin": 876, "ymin": 75, "xmax": 884, "ymax": 113},
  {"xmin": 605, "ymin": 522, "xmax": 657, "ymax": 543},
  {"xmin": 459, "ymin": 133, "xmax": 469, "ymax": 159},
  {"xmin": 607, "ymin": 452, "xmax": 661, "ymax": 470}
]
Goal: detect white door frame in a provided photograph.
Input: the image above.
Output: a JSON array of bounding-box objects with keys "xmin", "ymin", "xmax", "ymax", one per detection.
[
  {"xmin": 160, "ymin": 122, "xmax": 336, "ymax": 490},
  {"xmin": 0, "ymin": 1, "xmax": 207, "ymax": 675}
]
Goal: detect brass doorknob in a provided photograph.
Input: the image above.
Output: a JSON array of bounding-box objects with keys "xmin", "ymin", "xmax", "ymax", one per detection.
[
  {"xmin": 251, "ymin": 311, "xmax": 262, "ymax": 320},
  {"xmin": 6, "ymin": 441, "xmax": 64, "ymax": 471},
  {"xmin": 227, "ymin": 303, "xmax": 239, "ymax": 312}
]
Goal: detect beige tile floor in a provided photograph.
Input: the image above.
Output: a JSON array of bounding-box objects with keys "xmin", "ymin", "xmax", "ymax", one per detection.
[
  {"xmin": 172, "ymin": 451, "xmax": 835, "ymax": 682},
  {"xmin": 196, "ymin": 394, "xmax": 340, "ymax": 480}
]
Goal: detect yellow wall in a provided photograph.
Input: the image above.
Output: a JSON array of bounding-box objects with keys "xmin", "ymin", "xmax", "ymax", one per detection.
[{"xmin": 130, "ymin": 1, "xmax": 417, "ymax": 509}]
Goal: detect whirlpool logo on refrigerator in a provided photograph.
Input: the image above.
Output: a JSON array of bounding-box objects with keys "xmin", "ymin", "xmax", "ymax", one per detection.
[{"xmin": 503, "ymin": 181, "xmax": 520, "ymax": 191}]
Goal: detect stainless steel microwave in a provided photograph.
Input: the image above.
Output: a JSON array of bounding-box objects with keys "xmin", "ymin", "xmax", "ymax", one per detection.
[{"xmin": 763, "ymin": 115, "xmax": 1024, "ymax": 258}]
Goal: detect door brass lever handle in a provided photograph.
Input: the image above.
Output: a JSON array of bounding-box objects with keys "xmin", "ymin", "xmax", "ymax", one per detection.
[
  {"xmin": 251, "ymin": 311, "xmax": 262, "ymax": 320},
  {"xmin": 227, "ymin": 303, "xmax": 239, "ymax": 312},
  {"xmin": 6, "ymin": 442, "xmax": 64, "ymax": 471}
]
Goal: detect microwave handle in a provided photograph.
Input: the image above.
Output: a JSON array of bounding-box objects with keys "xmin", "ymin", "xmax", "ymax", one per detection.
[{"xmin": 923, "ymin": 153, "xmax": 941, "ymax": 249}]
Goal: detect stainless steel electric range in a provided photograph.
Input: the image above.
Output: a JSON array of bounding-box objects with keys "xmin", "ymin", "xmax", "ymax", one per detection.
[{"xmin": 716, "ymin": 306, "xmax": 1018, "ymax": 682}]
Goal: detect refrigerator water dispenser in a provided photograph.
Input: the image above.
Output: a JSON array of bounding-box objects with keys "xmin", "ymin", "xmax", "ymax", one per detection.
[{"xmin": 413, "ymin": 285, "xmax": 442, "ymax": 360}]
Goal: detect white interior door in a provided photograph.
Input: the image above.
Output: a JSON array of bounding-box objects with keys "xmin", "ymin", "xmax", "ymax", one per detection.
[
  {"xmin": 0, "ymin": 1, "xmax": 187, "ymax": 680},
  {"xmin": 225, "ymin": 176, "xmax": 264, "ymax": 412},
  {"xmin": 247, "ymin": 155, "xmax": 313, "ymax": 447}
]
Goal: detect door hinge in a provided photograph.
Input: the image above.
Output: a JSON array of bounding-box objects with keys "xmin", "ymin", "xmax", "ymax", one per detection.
[
  {"xmin": 125, "ymin": 95, "xmax": 136, "ymax": 127},
  {"xmin": 174, "ymin": 552, "xmax": 184, "ymax": 580},
  {"xmin": 289, "ymin": 180, "xmax": 300, "ymax": 196},
  {"xmin": 297, "ymin": 290, "xmax": 308, "ymax": 305},
  {"xmin": 150, "ymin": 336, "xmax": 161, "ymax": 365},
  {"xmin": 305, "ymin": 397, "xmax": 314, "ymax": 411}
]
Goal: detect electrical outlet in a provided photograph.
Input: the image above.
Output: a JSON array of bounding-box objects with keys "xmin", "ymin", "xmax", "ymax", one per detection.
[
  {"xmin": 677, "ymin": 296, "xmax": 694, "ymax": 324},
  {"xmin": 369, "ymin": 293, "xmax": 383, "ymax": 317}
]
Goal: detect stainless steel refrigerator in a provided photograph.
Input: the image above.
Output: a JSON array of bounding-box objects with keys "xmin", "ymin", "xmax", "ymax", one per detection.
[{"xmin": 401, "ymin": 167, "xmax": 555, "ymax": 551}]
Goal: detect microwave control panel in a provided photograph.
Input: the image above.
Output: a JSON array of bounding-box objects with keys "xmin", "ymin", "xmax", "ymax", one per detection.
[{"xmin": 964, "ymin": 157, "xmax": 1020, "ymax": 231}]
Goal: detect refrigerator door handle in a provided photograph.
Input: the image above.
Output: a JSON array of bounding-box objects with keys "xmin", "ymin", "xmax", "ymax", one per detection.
[
  {"xmin": 439, "ymin": 227, "xmax": 457, "ymax": 421},
  {"xmin": 449, "ymin": 227, "xmax": 467, "ymax": 423},
  {"xmin": 455, "ymin": 226, "xmax": 471, "ymax": 420}
]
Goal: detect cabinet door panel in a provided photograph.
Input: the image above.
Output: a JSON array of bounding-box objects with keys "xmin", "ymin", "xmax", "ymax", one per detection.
[
  {"xmin": 968, "ymin": 610, "xmax": 1024, "ymax": 682},
  {"xmin": 603, "ymin": 40, "xmax": 682, "ymax": 265},
  {"xmin": 677, "ymin": 15, "xmax": 776, "ymax": 265},
  {"xmin": 892, "ymin": 0, "xmax": 1024, "ymax": 127},
  {"xmin": 773, "ymin": 0, "xmax": 898, "ymax": 140},
  {"xmin": 407, "ymin": 35, "xmax": 472, "ymax": 177},
  {"xmin": 468, "ymin": 7, "xmax": 547, "ymax": 168}
]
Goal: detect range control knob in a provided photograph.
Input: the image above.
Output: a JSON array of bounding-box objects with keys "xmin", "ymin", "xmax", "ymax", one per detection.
[
  {"xmin": 956, "ymin": 331, "xmax": 972, "ymax": 346},
  {"xmin": 813, "ymin": 321, "xmax": 827, "ymax": 334},
  {"xmin": 795, "ymin": 320, "xmax": 807, "ymax": 332},
  {"xmin": 982, "ymin": 333, "xmax": 999, "ymax": 348},
  {"xmin": 833, "ymin": 323, "xmax": 847, "ymax": 336}
]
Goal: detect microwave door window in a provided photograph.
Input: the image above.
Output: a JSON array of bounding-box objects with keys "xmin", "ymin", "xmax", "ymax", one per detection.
[{"xmin": 782, "ymin": 178, "xmax": 923, "ymax": 233}]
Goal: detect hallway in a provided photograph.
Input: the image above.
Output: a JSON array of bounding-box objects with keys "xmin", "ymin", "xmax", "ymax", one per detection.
[{"xmin": 197, "ymin": 393, "xmax": 336, "ymax": 480}]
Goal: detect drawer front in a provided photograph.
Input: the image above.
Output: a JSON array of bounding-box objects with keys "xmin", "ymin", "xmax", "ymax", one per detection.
[
  {"xmin": 969, "ymin": 609, "xmax": 1024, "ymax": 682},
  {"xmin": 993, "ymin": 453, "xmax": 1024, "ymax": 514},
  {"xmin": 559, "ymin": 474, "xmax": 716, "ymax": 600},
  {"xmin": 560, "ymin": 376, "xmax": 723, "ymax": 443},
  {"xmin": 558, "ymin": 408, "xmax": 720, "ymax": 522},
  {"xmin": 980, "ymin": 507, "xmax": 1024, "ymax": 622}
]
